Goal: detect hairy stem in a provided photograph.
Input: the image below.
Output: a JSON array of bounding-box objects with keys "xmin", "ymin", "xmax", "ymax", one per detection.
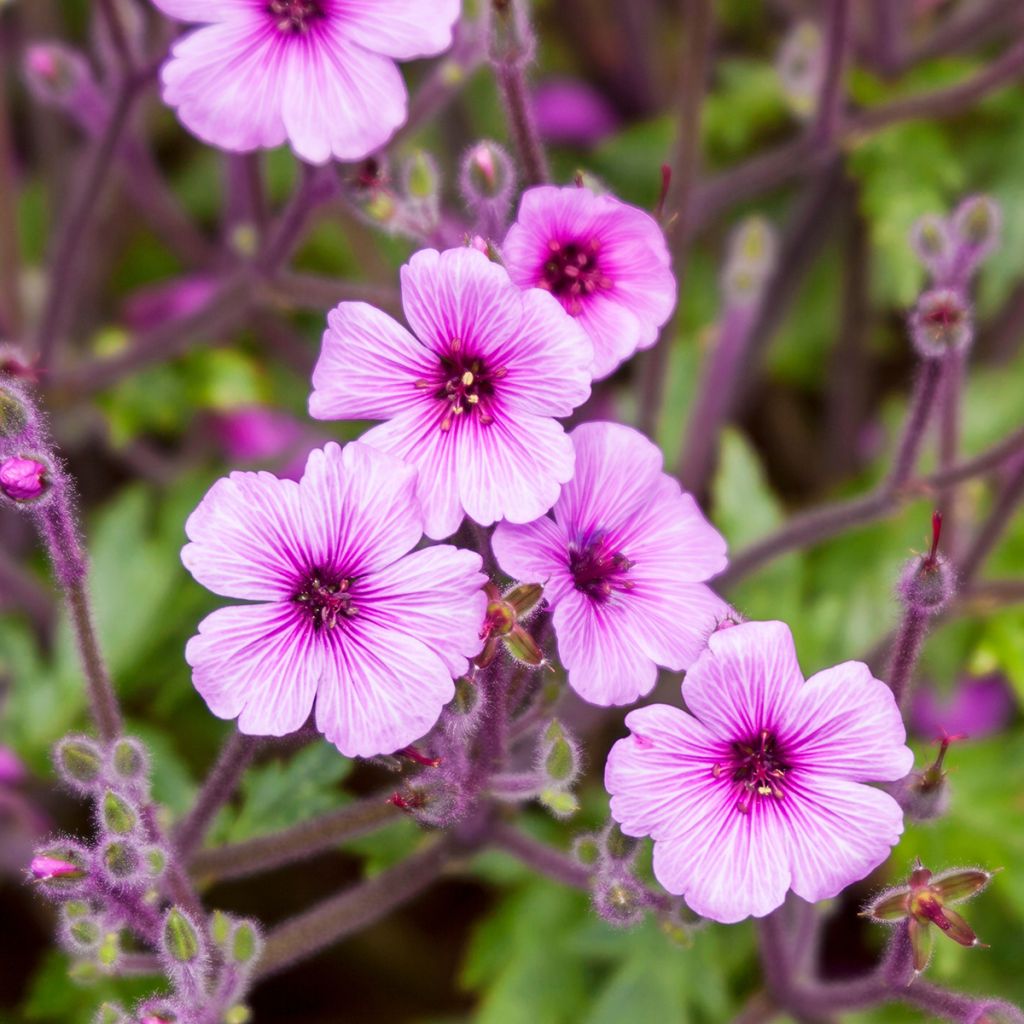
[
  {"xmin": 812, "ymin": 0, "xmax": 851, "ymax": 146},
  {"xmin": 490, "ymin": 822, "xmax": 590, "ymax": 889},
  {"xmin": 936, "ymin": 350, "xmax": 966, "ymax": 554},
  {"xmin": 189, "ymin": 793, "xmax": 401, "ymax": 884},
  {"xmin": 174, "ymin": 731, "xmax": 260, "ymax": 862},
  {"xmin": 886, "ymin": 359, "xmax": 943, "ymax": 493},
  {"xmin": 887, "ymin": 605, "xmax": 929, "ymax": 708},
  {"xmin": 255, "ymin": 836, "xmax": 455, "ymax": 979}
]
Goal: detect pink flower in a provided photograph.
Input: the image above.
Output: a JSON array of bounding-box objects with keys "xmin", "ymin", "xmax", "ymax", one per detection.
[
  {"xmin": 0, "ymin": 456, "xmax": 48, "ymax": 502},
  {"xmin": 492, "ymin": 423, "xmax": 728, "ymax": 706},
  {"xmin": 502, "ymin": 186, "xmax": 676, "ymax": 379},
  {"xmin": 209, "ymin": 406, "xmax": 306, "ymax": 464},
  {"xmin": 152, "ymin": 0, "xmax": 460, "ymax": 164},
  {"xmin": 182, "ymin": 441, "xmax": 487, "ymax": 757},
  {"xmin": 309, "ymin": 247, "xmax": 593, "ymax": 539},
  {"xmin": 534, "ymin": 78, "xmax": 619, "ymax": 147},
  {"xmin": 605, "ymin": 621, "xmax": 914, "ymax": 923}
]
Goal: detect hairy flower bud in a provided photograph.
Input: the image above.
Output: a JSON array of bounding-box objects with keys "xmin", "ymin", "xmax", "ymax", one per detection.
[
  {"xmin": 910, "ymin": 213, "xmax": 953, "ymax": 281},
  {"xmin": 0, "ymin": 454, "xmax": 50, "ymax": 504},
  {"xmin": 898, "ymin": 512, "xmax": 956, "ymax": 615},
  {"xmin": 108, "ymin": 737, "xmax": 149, "ymax": 787},
  {"xmin": 100, "ymin": 790, "xmax": 140, "ymax": 837},
  {"xmin": 0, "ymin": 383, "xmax": 31, "ymax": 440},
  {"xmin": 909, "ymin": 287, "xmax": 973, "ymax": 359},
  {"xmin": 230, "ymin": 918, "xmax": 263, "ymax": 966},
  {"xmin": 404, "ymin": 150, "xmax": 440, "ymax": 202},
  {"xmin": 593, "ymin": 877, "xmax": 646, "ymax": 928},
  {"xmin": 722, "ymin": 216, "xmax": 777, "ymax": 305},
  {"xmin": 603, "ymin": 822, "xmax": 639, "ymax": 863},
  {"xmin": 94, "ymin": 1003, "xmax": 130, "ymax": 1024},
  {"xmin": 538, "ymin": 719, "xmax": 581, "ymax": 788},
  {"xmin": 54, "ymin": 735, "xmax": 105, "ymax": 792},
  {"xmin": 163, "ymin": 907, "xmax": 203, "ymax": 964},
  {"xmin": 99, "ymin": 839, "xmax": 141, "ymax": 885},
  {"xmin": 777, "ymin": 21, "xmax": 824, "ymax": 120},
  {"xmin": 572, "ymin": 833, "xmax": 602, "ymax": 868},
  {"xmin": 30, "ymin": 845, "xmax": 89, "ymax": 895},
  {"xmin": 952, "ymin": 195, "xmax": 1001, "ymax": 255},
  {"xmin": 23, "ymin": 42, "xmax": 92, "ymax": 107}
]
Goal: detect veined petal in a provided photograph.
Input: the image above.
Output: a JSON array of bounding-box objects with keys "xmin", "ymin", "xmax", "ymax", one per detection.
[
  {"xmin": 552, "ymin": 589, "xmax": 657, "ymax": 706},
  {"xmin": 185, "ymin": 602, "xmax": 319, "ymax": 735},
  {"xmin": 315, "ymin": 616, "xmax": 455, "ymax": 757},
  {"xmin": 182, "ymin": 470, "xmax": 307, "ymax": 600},
  {"xmin": 298, "ymin": 442, "xmax": 422, "ymax": 577},
  {"xmin": 151, "ymin": 0, "xmax": 253, "ymax": 23},
  {"xmin": 310, "ymin": 302, "xmax": 436, "ymax": 421},
  {"xmin": 781, "ymin": 661, "xmax": 915, "ymax": 782},
  {"xmin": 356, "ymin": 545, "xmax": 487, "ymax": 677},
  {"xmin": 683, "ymin": 621, "xmax": 805, "ymax": 742},
  {"xmin": 339, "ymin": 0, "xmax": 460, "ymax": 59},
  {"xmin": 606, "ymin": 704, "xmax": 725, "ymax": 841},
  {"xmin": 492, "ymin": 516, "xmax": 575, "ymax": 602},
  {"xmin": 780, "ymin": 775, "xmax": 905, "ymax": 903}
]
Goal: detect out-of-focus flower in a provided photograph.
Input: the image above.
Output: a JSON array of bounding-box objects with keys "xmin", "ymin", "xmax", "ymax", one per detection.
[
  {"xmin": 863, "ymin": 859, "xmax": 994, "ymax": 974},
  {"xmin": 0, "ymin": 455, "xmax": 49, "ymax": 503},
  {"xmin": 911, "ymin": 675, "xmax": 1016, "ymax": 740},
  {"xmin": 533, "ymin": 77, "xmax": 619, "ymax": 147},
  {"xmin": 182, "ymin": 442, "xmax": 487, "ymax": 756},
  {"xmin": 493, "ymin": 422, "xmax": 728, "ymax": 705},
  {"xmin": 209, "ymin": 407, "xmax": 305, "ymax": 465},
  {"xmin": 309, "ymin": 247, "xmax": 593, "ymax": 539},
  {"xmin": 776, "ymin": 21, "xmax": 824, "ymax": 120},
  {"xmin": 909, "ymin": 288, "xmax": 973, "ymax": 360},
  {"xmin": 503, "ymin": 185, "xmax": 675, "ymax": 379},
  {"xmin": 120, "ymin": 275, "xmax": 219, "ymax": 332},
  {"xmin": 606, "ymin": 621, "xmax": 914, "ymax": 922},
  {"xmin": 151, "ymin": 0, "xmax": 460, "ymax": 163}
]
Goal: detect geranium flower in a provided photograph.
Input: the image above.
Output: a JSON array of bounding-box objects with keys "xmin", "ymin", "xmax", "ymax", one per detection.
[
  {"xmin": 605, "ymin": 621, "xmax": 914, "ymax": 923},
  {"xmin": 492, "ymin": 422, "xmax": 728, "ymax": 705},
  {"xmin": 502, "ymin": 185, "xmax": 676, "ymax": 379},
  {"xmin": 182, "ymin": 442, "xmax": 486, "ymax": 757},
  {"xmin": 309, "ymin": 246, "xmax": 593, "ymax": 539},
  {"xmin": 152, "ymin": 0, "xmax": 460, "ymax": 163}
]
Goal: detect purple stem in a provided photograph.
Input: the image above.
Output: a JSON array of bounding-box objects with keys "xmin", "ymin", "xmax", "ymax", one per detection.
[
  {"xmin": 886, "ymin": 605, "xmax": 929, "ymax": 708},
  {"xmin": 0, "ymin": 57, "xmax": 22, "ymax": 336},
  {"xmin": 188, "ymin": 792, "xmax": 401, "ymax": 884},
  {"xmin": 886, "ymin": 358, "xmax": 944, "ymax": 493},
  {"xmin": 812, "ymin": 0, "xmax": 851, "ymax": 146},
  {"xmin": 255, "ymin": 836, "xmax": 456, "ymax": 980},
  {"xmin": 937, "ymin": 349, "xmax": 966, "ymax": 555},
  {"xmin": 174, "ymin": 731, "xmax": 259, "ymax": 862},
  {"xmin": 958, "ymin": 454, "xmax": 1024, "ymax": 584},
  {"xmin": 490, "ymin": 822, "xmax": 591, "ymax": 890},
  {"xmin": 489, "ymin": 0, "xmax": 549, "ymax": 187}
]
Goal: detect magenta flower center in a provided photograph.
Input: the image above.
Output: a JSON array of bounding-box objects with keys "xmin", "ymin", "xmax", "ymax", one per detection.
[
  {"xmin": 568, "ymin": 535, "xmax": 634, "ymax": 603},
  {"xmin": 421, "ymin": 339, "xmax": 506, "ymax": 432},
  {"xmin": 295, "ymin": 571, "xmax": 357, "ymax": 631},
  {"xmin": 267, "ymin": 0, "xmax": 324, "ymax": 34},
  {"xmin": 714, "ymin": 729, "xmax": 790, "ymax": 814},
  {"xmin": 539, "ymin": 238, "xmax": 611, "ymax": 314}
]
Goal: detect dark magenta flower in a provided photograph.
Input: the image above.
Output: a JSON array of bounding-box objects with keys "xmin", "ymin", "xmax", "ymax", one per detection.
[
  {"xmin": 182, "ymin": 442, "xmax": 487, "ymax": 756},
  {"xmin": 606, "ymin": 621, "xmax": 913, "ymax": 922},
  {"xmin": 492, "ymin": 423, "xmax": 728, "ymax": 705},
  {"xmin": 533, "ymin": 77, "xmax": 619, "ymax": 147},
  {"xmin": 911, "ymin": 675, "xmax": 1016, "ymax": 740},
  {"xmin": 502, "ymin": 185, "xmax": 676, "ymax": 378},
  {"xmin": 0, "ymin": 455, "xmax": 49, "ymax": 502}
]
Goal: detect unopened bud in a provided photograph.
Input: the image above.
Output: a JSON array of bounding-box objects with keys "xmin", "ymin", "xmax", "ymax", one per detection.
[
  {"xmin": 101, "ymin": 791, "xmax": 139, "ymax": 836},
  {"xmin": 504, "ymin": 623, "xmax": 546, "ymax": 666},
  {"xmin": 109, "ymin": 737, "xmax": 148, "ymax": 784},
  {"xmin": 55, "ymin": 735, "xmax": 105, "ymax": 791},
  {"xmin": 450, "ymin": 675, "xmax": 480, "ymax": 717},
  {"xmin": 100, "ymin": 840, "xmax": 140, "ymax": 883},
  {"xmin": 910, "ymin": 213, "xmax": 953, "ymax": 279},
  {"xmin": 603, "ymin": 822, "xmax": 638, "ymax": 862},
  {"xmin": 539, "ymin": 788, "xmax": 579, "ymax": 818},
  {"xmin": 94, "ymin": 1003, "xmax": 129, "ymax": 1024},
  {"xmin": 163, "ymin": 907, "xmax": 202, "ymax": 964},
  {"xmin": 210, "ymin": 909, "xmax": 233, "ymax": 947},
  {"xmin": 539, "ymin": 719, "xmax": 580, "ymax": 788},
  {"xmin": 30, "ymin": 848, "xmax": 88, "ymax": 889},
  {"xmin": 23, "ymin": 43, "xmax": 90, "ymax": 105},
  {"xmin": 952, "ymin": 195, "xmax": 1001, "ymax": 252},
  {"xmin": 572, "ymin": 833, "xmax": 601, "ymax": 867},
  {"xmin": 593, "ymin": 878, "xmax": 645, "ymax": 928},
  {"xmin": 0, "ymin": 455, "xmax": 49, "ymax": 503},
  {"xmin": 0, "ymin": 384, "xmax": 30, "ymax": 439},
  {"xmin": 898, "ymin": 511, "xmax": 955, "ymax": 615},
  {"xmin": 225, "ymin": 1008, "xmax": 253, "ymax": 1024},
  {"xmin": 65, "ymin": 914, "xmax": 102, "ymax": 952},
  {"xmin": 231, "ymin": 919, "xmax": 262, "ymax": 965},
  {"xmin": 722, "ymin": 216, "xmax": 777, "ymax": 304},
  {"xmin": 777, "ymin": 21, "xmax": 824, "ymax": 120},
  {"xmin": 404, "ymin": 150, "xmax": 440, "ymax": 201},
  {"xmin": 909, "ymin": 287, "xmax": 972, "ymax": 359}
]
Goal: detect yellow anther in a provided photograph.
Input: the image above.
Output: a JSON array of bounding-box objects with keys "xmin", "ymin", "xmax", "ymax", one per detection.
[
  {"xmin": 461, "ymin": 371, "xmax": 474, "ymax": 386},
  {"xmin": 467, "ymin": 394, "xmax": 480, "ymax": 404}
]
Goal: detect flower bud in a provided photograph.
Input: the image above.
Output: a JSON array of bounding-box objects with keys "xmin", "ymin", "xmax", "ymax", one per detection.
[
  {"xmin": 910, "ymin": 213, "xmax": 953, "ymax": 280},
  {"xmin": 100, "ymin": 790, "xmax": 139, "ymax": 836},
  {"xmin": 23, "ymin": 43, "xmax": 91, "ymax": 107},
  {"xmin": 94, "ymin": 1003, "xmax": 129, "ymax": 1024},
  {"xmin": 163, "ymin": 907, "xmax": 203, "ymax": 964},
  {"xmin": 0, "ymin": 454, "xmax": 49, "ymax": 504},
  {"xmin": 54, "ymin": 735, "xmax": 105, "ymax": 791},
  {"xmin": 602, "ymin": 822, "xmax": 638, "ymax": 863},
  {"xmin": 99, "ymin": 839, "xmax": 141, "ymax": 884},
  {"xmin": 898, "ymin": 512, "xmax": 955, "ymax": 615},
  {"xmin": 108, "ymin": 737, "xmax": 149, "ymax": 788},
  {"xmin": 777, "ymin": 21, "xmax": 824, "ymax": 120},
  {"xmin": 572, "ymin": 833, "xmax": 601, "ymax": 868},
  {"xmin": 909, "ymin": 287, "xmax": 973, "ymax": 359},
  {"xmin": 30, "ymin": 845, "xmax": 89, "ymax": 894},
  {"xmin": 0, "ymin": 383, "xmax": 30, "ymax": 440},
  {"xmin": 62, "ymin": 911, "xmax": 102, "ymax": 953},
  {"xmin": 404, "ymin": 150, "xmax": 440, "ymax": 202},
  {"xmin": 230, "ymin": 919, "xmax": 263, "ymax": 966},
  {"xmin": 538, "ymin": 719, "xmax": 581, "ymax": 788},
  {"xmin": 952, "ymin": 195, "xmax": 1001, "ymax": 253},
  {"xmin": 538, "ymin": 788, "xmax": 579, "ymax": 819},
  {"xmin": 593, "ymin": 877, "xmax": 645, "ymax": 928},
  {"xmin": 97, "ymin": 927, "xmax": 121, "ymax": 970}
]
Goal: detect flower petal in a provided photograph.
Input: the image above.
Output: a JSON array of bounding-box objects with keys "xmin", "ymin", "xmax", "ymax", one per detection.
[
  {"xmin": 182, "ymin": 470, "xmax": 306, "ymax": 600},
  {"xmin": 552, "ymin": 589, "xmax": 657, "ymax": 705},
  {"xmin": 298, "ymin": 442, "xmax": 422, "ymax": 576},
  {"xmin": 606, "ymin": 703, "xmax": 725, "ymax": 841},
  {"xmin": 492, "ymin": 515, "xmax": 575, "ymax": 602},
  {"xmin": 315, "ymin": 616, "xmax": 455, "ymax": 757},
  {"xmin": 780, "ymin": 775, "xmax": 905, "ymax": 903},
  {"xmin": 780, "ymin": 661, "xmax": 915, "ymax": 782},
  {"xmin": 339, "ymin": 0, "xmax": 460, "ymax": 59},
  {"xmin": 279, "ymin": 23, "xmax": 407, "ymax": 163},
  {"xmin": 185, "ymin": 602, "xmax": 319, "ymax": 735},
  {"xmin": 151, "ymin": 0, "xmax": 251, "ymax": 23},
  {"xmin": 683, "ymin": 621, "xmax": 805, "ymax": 742},
  {"xmin": 357, "ymin": 545, "xmax": 487, "ymax": 677},
  {"xmin": 310, "ymin": 302, "xmax": 435, "ymax": 421}
]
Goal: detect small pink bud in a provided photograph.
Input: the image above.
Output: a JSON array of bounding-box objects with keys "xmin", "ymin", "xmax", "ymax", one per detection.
[
  {"xmin": 23, "ymin": 43, "xmax": 89, "ymax": 104},
  {"xmin": 1, "ymin": 456, "xmax": 49, "ymax": 502},
  {"xmin": 909, "ymin": 287, "xmax": 973, "ymax": 359},
  {"xmin": 469, "ymin": 234, "xmax": 489, "ymax": 255},
  {"xmin": 31, "ymin": 854, "xmax": 84, "ymax": 881}
]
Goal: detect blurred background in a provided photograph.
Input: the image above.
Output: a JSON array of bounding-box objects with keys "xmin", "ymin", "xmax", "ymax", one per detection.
[{"xmin": 1, "ymin": 0, "xmax": 1023, "ymax": 1020}]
